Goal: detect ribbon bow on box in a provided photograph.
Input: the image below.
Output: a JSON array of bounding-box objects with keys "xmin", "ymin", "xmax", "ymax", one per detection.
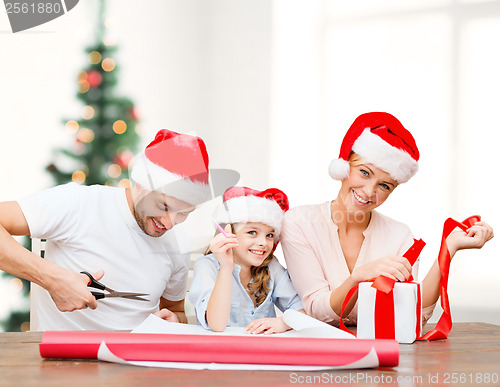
[{"xmin": 340, "ymin": 215, "xmax": 481, "ymax": 342}]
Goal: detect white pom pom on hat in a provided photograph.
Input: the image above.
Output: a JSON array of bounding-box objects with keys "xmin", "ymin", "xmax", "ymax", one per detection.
[{"xmin": 328, "ymin": 112, "xmax": 419, "ymax": 184}]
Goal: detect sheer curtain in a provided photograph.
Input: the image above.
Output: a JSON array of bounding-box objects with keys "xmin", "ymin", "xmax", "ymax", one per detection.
[{"xmin": 272, "ymin": 0, "xmax": 500, "ymax": 323}]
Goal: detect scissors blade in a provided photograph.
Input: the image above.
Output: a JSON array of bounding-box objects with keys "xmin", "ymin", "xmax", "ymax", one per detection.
[
  {"xmin": 122, "ymin": 295, "xmax": 150, "ymax": 301},
  {"xmin": 105, "ymin": 292, "xmax": 150, "ymax": 301},
  {"xmin": 110, "ymin": 291, "xmax": 150, "ymax": 297}
]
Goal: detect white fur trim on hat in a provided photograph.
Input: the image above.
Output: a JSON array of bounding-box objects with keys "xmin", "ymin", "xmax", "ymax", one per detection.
[
  {"xmin": 213, "ymin": 196, "xmax": 285, "ymax": 237},
  {"xmin": 352, "ymin": 129, "xmax": 418, "ymax": 183},
  {"xmin": 130, "ymin": 153, "xmax": 211, "ymax": 205}
]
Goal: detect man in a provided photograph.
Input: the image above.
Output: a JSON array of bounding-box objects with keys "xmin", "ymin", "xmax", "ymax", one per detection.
[{"xmin": 0, "ymin": 129, "xmax": 213, "ymax": 331}]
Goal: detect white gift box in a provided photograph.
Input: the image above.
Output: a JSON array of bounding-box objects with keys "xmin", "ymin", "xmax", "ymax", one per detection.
[{"xmin": 357, "ymin": 281, "xmax": 422, "ymax": 344}]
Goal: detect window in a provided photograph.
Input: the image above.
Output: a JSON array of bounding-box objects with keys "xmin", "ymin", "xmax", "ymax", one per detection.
[{"xmin": 272, "ymin": 0, "xmax": 500, "ymax": 323}]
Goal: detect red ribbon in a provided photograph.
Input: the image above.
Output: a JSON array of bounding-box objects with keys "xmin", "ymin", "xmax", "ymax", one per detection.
[
  {"xmin": 374, "ymin": 288, "xmax": 395, "ymax": 339},
  {"xmin": 420, "ymin": 215, "xmax": 481, "ymax": 341},
  {"xmin": 339, "ymin": 284, "xmax": 359, "ymax": 337},
  {"xmin": 415, "ymin": 282, "xmax": 422, "ymax": 338},
  {"xmin": 371, "ymin": 238, "xmax": 426, "ymax": 294}
]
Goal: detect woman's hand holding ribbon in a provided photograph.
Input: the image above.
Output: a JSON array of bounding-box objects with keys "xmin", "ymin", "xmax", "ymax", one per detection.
[
  {"xmin": 351, "ymin": 255, "xmax": 412, "ymax": 283},
  {"xmin": 446, "ymin": 220, "xmax": 494, "ymax": 258}
]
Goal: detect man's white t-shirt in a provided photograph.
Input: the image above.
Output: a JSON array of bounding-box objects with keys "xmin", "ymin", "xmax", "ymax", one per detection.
[{"xmin": 19, "ymin": 183, "xmax": 190, "ymax": 331}]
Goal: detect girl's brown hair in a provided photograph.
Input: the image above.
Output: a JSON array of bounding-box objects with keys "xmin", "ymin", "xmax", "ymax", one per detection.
[{"xmin": 247, "ymin": 252, "xmax": 272, "ymax": 306}]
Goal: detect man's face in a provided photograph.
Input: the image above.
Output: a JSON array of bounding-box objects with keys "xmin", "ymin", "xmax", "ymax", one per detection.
[{"xmin": 133, "ymin": 190, "xmax": 196, "ymax": 237}]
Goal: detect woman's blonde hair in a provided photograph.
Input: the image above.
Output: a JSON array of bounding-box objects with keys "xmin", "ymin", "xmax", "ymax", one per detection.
[
  {"xmin": 348, "ymin": 151, "xmax": 365, "ymax": 167},
  {"xmin": 206, "ymin": 223, "xmax": 272, "ymax": 306}
]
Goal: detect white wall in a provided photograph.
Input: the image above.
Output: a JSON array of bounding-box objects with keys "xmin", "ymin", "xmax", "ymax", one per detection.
[
  {"xmin": 1, "ymin": 0, "xmax": 498, "ymax": 326},
  {"xmin": 0, "ymin": 0, "xmax": 273, "ymax": 200},
  {"xmin": 271, "ymin": 0, "xmax": 500, "ymax": 325},
  {"xmin": 0, "ymin": 0, "xmax": 273, "ymax": 324},
  {"xmin": 200, "ymin": 0, "xmax": 272, "ymax": 187}
]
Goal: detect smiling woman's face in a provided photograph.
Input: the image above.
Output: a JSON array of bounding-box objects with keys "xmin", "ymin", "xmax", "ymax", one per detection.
[{"xmin": 338, "ymin": 159, "xmax": 398, "ymax": 218}]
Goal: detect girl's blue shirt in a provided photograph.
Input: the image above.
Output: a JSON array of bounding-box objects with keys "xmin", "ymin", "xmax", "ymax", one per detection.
[{"xmin": 188, "ymin": 253, "xmax": 303, "ymax": 329}]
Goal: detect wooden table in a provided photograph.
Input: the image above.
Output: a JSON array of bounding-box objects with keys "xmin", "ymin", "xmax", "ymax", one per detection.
[{"xmin": 1, "ymin": 323, "xmax": 499, "ymax": 386}]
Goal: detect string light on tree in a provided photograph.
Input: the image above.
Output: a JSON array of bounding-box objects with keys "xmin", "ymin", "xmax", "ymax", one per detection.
[
  {"xmin": 78, "ymin": 72, "xmax": 90, "ymax": 93},
  {"xmin": 77, "ymin": 128, "xmax": 95, "ymax": 143},
  {"xmin": 128, "ymin": 107, "xmax": 139, "ymax": 121},
  {"xmin": 20, "ymin": 322, "xmax": 30, "ymax": 332},
  {"xmin": 113, "ymin": 150, "xmax": 134, "ymax": 168},
  {"xmin": 87, "ymin": 70, "xmax": 102, "ymax": 88},
  {"xmin": 73, "ymin": 141, "xmax": 85, "ymax": 156},
  {"xmin": 103, "ymin": 35, "xmax": 117, "ymax": 47},
  {"xmin": 88, "ymin": 50, "xmax": 102, "ymax": 64},
  {"xmin": 72, "ymin": 170, "xmax": 86, "ymax": 184},
  {"xmin": 107, "ymin": 163, "xmax": 122, "ymax": 178},
  {"xmin": 65, "ymin": 120, "xmax": 79, "ymax": 134},
  {"xmin": 81, "ymin": 106, "xmax": 95, "ymax": 120},
  {"xmin": 118, "ymin": 179, "xmax": 131, "ymax": 188},
  {"xmin": 102, "ymin": 58, "xmax": 115, "ymax": 72},
  {"xmin": 113, "ymin": 120, "xmax": 127, "ymax": 134},
  {"xmin": 10, "ymin": 278, "xmax": 23, "ymax": 293}
]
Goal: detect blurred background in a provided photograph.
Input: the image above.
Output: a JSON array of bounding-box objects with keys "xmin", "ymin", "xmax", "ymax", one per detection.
[{"xmin": 0, "ymin": 0, "xmax": 498, "ymax": 331}]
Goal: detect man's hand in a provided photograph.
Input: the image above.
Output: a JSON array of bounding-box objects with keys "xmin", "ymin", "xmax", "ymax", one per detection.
[
  {"xmin": 45, "ymin": 269, "xmax": 104, "ymax": 312},
  {"xmin": 154, "ymin": 308, "xmax": 180, "ymax": 323},
  {"xmin": 159, "ymin": 297, "xmax": 187, "ymax": 323}
]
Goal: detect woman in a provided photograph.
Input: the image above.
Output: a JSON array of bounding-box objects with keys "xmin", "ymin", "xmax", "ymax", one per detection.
[{"xmin": 281, "ymin": 112, "xmax": 494, "ymax": 326}]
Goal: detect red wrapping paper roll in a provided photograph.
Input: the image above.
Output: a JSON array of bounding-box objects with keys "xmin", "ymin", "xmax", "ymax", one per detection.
[{"xmin": 40, "ymin": 331, "xmax": 399, "ymax": 367}]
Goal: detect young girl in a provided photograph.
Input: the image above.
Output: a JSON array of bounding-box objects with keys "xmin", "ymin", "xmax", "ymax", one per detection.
[
  {"xmin": 281, "ymin": 112, "xmax": 494, "ymax": 327},
  {"xmin": 188, "ymin": 186, "xmax": 304, "ymax": 334}
]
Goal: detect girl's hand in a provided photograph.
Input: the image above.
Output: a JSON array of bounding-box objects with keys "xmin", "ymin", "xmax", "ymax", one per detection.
[
  {"xmin": 245, "ymin": 316, "xmax": 291, "ymax": 335},
  {"xmin": 446, "ymin": 221, "xmax": 494, "ymax": 257},
  {"xmin": 209, "ymin": 224, "xmax": 239, "ymax": 269},
  {"xmin": 154, "ymin": 308, "xmax": 180, "ymax": 323},
  {"xmin": 351, "ymin": 255, "xmax": 412, "ymax": 283}
]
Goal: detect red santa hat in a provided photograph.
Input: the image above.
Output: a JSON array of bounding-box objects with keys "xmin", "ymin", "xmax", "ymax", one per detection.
[
  {"xmin": 130, "ymin": 129, "xmax": 211, "ymax": 205},
  {"xmin": 213, "ymin": 186, "xmax": 289, "ymax": 238},
  {"xmin": 328, "ymin": 112, "xmax": 419, "ymax": 184}
]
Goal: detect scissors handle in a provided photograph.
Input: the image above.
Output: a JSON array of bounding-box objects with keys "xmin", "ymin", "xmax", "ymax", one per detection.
[
  {"xmin": 90, "ymin": 291, "xmax": 105, "ymax": 300},
  {"xmin": 81, "ymin": 271, "xmax": 106, "ymax": 291}
]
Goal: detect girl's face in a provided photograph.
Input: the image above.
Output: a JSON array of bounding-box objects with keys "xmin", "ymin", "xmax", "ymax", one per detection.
[
  {"xmin": 338, "ymin": 162, "xmax": 398, "ymax": 217},
  {"xmin": 232, "ymin": 222, "xmax": 275, "ymax": 269}
]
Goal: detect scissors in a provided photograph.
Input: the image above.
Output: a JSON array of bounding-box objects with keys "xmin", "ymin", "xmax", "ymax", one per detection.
[{"xmin": 81, "ymin": 271, "xmax": 150, "ymax": 302}]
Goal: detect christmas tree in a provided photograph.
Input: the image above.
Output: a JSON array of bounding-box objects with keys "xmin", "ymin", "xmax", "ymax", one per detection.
[{"xmin": 1, "ymin": 0, "xmax": 140, "ymax": 331}]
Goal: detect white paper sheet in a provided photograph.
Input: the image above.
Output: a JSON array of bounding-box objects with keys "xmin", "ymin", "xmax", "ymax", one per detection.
[
  {"xmin": 98, "ymin": 310, "xmax": 378, "ymax": 370},
  {"xmin": 282, "ymin": 309, "xmax": 355, "ymax": 339},
  {"xmin": 131, "ymin": 310, "xmax": 354, "ymax": 339}
]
